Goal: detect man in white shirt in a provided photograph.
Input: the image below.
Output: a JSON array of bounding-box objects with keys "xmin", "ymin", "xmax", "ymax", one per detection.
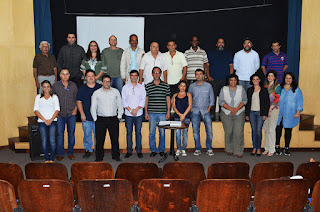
[
  {"xmin": 139, "ymin": 42, "xmax": 167, "ymax": 85},
  {"xmin": 233, "ymin": 38, "xmax": 260, "ymax": 91},
  {"xmin": 120, "ymin": 34, "xmax": 145, "ymax": 84},
  {"xmin": 91, "ymin": 74, "xmax": 124, "ymax": 162},
  {"xmin": 164, "ymin": 40, "xmax": 188, "ymax": 97},
  {"xmin": 122, "ymin": 70, "xmax": 146, "ymax": 158}
]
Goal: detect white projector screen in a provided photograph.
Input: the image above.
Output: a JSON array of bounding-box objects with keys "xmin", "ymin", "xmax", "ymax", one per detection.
[{"xmin": 76, "ymin": 16, "xmax": 145, "ymax": 51}]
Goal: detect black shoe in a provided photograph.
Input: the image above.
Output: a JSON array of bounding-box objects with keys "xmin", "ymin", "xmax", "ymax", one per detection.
[
  {"xmin": 284, "ymin": 148, "xmax": 290, "ymax": 156},
  {"xmin": 150, "ymin": 152, "xmax": 157, "ymax": 157},
  {"xmin": 113, "ymin": 157, "xmax": 122, "ymax": 161},
  {"xmin": 124, "ymin": 153, "xmax": 132, "ymax": 158},
  {"xmin": 159, "ymin": 152, "xmax": 165, "ymax": 157},
  {"xmin": 137, "ymin": 153, "xmax": 143, "ymax": 158},
  {"xmin": 83, "ymin": 150, "xmax": 91, "ymax": 158},
  {"xmin": 95, "ymin": 158, "xmax": 103, "ymax": 162},
  {"xmin": 275, "ymin": 146, "xmax": 282, "ymax": 155}
]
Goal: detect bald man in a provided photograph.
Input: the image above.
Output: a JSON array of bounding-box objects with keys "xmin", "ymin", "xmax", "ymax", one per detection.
[
  {"xmin": 101, "ymin": 35, "xmax": 124, "ymax": 93},
  {"xmin": 139, "ymin": 42, "xmax": 167, "ymax": 85}
]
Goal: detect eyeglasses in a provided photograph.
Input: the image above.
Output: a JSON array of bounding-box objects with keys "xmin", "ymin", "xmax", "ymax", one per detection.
[{"xmin": 103, "ymin": 81, "xmax": 111, "ymax": 83}]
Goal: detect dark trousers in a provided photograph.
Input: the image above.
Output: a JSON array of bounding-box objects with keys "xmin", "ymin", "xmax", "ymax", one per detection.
[
  {"xmin": 70, "ymin": 75, "xmax": 83, "ymax": 89},
  {"xmin": 169, "ymin": 83, "xmax": 179, "ymax": 98},
  {"xmin": 209, "ymin": 79, "xmax": 225, "ymax": 115},
  {"xmin": 275, "ymin": 121, "xmax": 293, "ymax": 148},
  {"xmin": 95, "ymin": 116, "xmax": 120, "ymax": 160}
]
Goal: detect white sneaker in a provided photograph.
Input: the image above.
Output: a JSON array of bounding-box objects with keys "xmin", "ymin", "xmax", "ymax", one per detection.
[
  {"xmin": 206, "ymin": 150, "xmax": 214, "ymax": 156},
  {"xmin": 176, "ymin": 150, "xmax": 181, "ymax": 156},
  {"xmin": 181, "ymin": 150, "xmax": 187, "ymax": 157},
  {"xmin": 193, "ymin": 150, "xmax": 201, "ymax": 156}
]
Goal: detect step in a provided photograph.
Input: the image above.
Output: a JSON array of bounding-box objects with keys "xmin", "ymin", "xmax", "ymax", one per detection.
[
  {"xmin": 27, "ymin": 116, "xmax": 38, "ymax": 125},
  {"xmin": 18, "ymin": 126, "xmax": 29, "ymax": 141},
  {"xmin": 299, "ymin": 114, "xmax": 315, "ymax": 130},
  {"xmin": 314, "ymin": 125, "xmax": 320, "ymax": 141},
  {"xmin": 8, "ymin": 137, "xmax": 29, "ymax": 153}
]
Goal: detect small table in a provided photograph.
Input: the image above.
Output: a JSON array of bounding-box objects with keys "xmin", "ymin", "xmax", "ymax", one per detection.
[{"xmin": 158, "ymin": 123, "xmax": 189, "ymax": 162}]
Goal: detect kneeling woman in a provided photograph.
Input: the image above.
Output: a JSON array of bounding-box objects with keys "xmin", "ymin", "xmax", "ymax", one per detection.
[
  {"xmin": 219, "ymin": 74, "xmax": 247, "ymax": 158},
  {"xmin": 33, "ymin": 80, "xmax": 60, "ymax": 162},
  {"xmin": 245, "ymin": 73, "xmax": 270, "ymax": 156}
]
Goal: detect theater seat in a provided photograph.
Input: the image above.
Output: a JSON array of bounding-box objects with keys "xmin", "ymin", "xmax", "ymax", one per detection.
[
  {"xmin": 296, "ymin": 162, "xmax": 320, "ymax": 196},
  {"xmin": 0, "ymin": 180, "xmax": 18, "ymax": 212},
  {"xmin": 0, "ymin": 163, "xmax": 24, "ymax": 199},
  {"xmin": 25, "ymin": 162, "xmax": 68, "ymax": 180},
  {"xmin": 207, "ymin": 162, "xmax": 250, "ymax": 180}
]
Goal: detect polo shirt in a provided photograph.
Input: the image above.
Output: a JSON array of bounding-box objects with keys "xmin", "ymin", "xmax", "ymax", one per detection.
[
  {"xmin": 164, "ymin": 51, "xmax": 188, "ymax": 85},
  {"xmin": 261, "ymin": 51, "xmax": 288, "ymax": 83},
  {"xmin": 76, "ymin": 83, "xmax": 102, "ymax": 121},
  {"xmin": 233, "ymin": 49, "xmax": 260, "ymax": 81},
  {"xmin": 145, "ymin": 80, "xmax": 170, "ymax": 113},
  {"xmin": 101, "ymin": 47, "xmax": 124, "ymax": 78},
  {"xmin": 33, "ymin": 52, "xmax": 57, "ymax": 76},
  {"xmin": 184, "ymin": 46, "xmax": 208, "ymax": 80},
  {"xmin": 208, "ymin": 49, "xmax": 233, "ymax": 80}
]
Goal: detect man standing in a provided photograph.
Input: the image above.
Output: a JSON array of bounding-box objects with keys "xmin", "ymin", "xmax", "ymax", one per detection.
[
  {"xmin": 164, "ymin": 40, "xmax": 188, "ymax": 97},
  {"xmin": 207, "ymin": 38, "xmax": 234, "ymax": 119},
  {"xmin": 120, "ymin": 34, "xmax": 145, "ymax": 84},
  {"xmin": 91, "ymin": 75, "xmax": 123, "ymax": 162},
  {"xmin": 122, "ymin": 70, "xmax": 146, "ymax": 158},
  {"xmin": 76, "ymin": 70, "xmax": 102, "ymax": 158},
  {"xmin": 101, "ymin": 35, "xmax": 124, "ymax": 93},
  {"xmin": 33, "ymin": 41, "xmax": 57, "ymax": 92},
  {"xmin": 57, "ymin": 33, "xmax": 85, "ymax": 88},
  {"xmin": 233, "ymin": 38, "xmax": 260, "ymax": 91},
  {"xmin": 189, "ymin": 69, "xmax": 214, "ymax": 156},
  {"xmin": 261, "ymin": 41, "xmax": 288, "ymax": 83},
  {"xmin": 139, "ymin": 42, "xmax": 167, "ymax": 85},
  {"xmin": 52, "ymin": 69, "xmax": 78, "ymax": 161},
  {"xmin": 145, "ymin": 67, "xmax": 171, "ymax": 157},
  {"xmin": 184, "ymin": 35, "xmax": 209, "ymax": 84}
]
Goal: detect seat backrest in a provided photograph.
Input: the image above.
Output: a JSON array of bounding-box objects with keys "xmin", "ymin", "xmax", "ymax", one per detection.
[
  {"xmin": 162, "ymin": 162, "xmax": 206, "ymax": 198},
  {"xmin": 78, "ymin": 179, "xmax": 133, "ymax": 212},
  {"xmin": 196, "ymin": 179, "xmax": 251, "ymax": 212},
  {"xmin": 0, "ymin": 180, "xmax": 17, "ymax": 212},
  {"xmin": 296, "ymin": 162, "xmax": 320, "ymax": 195},
  {"xmin": 0, "ymin": 163, "xmax": 24, "ymax": 198},
  {"xmin": 254, "ymin": 179, "xmax": 308, "ymax": 212},
  {"xmin": 311, "ymin": 180, "xmax": 320, "ymax": 212},
  {"xmin": 116, "ymin": 162, "xmax": 160, "ymax": 200},
  {"xmin": 251, "ymin": 162, "xmax": 294, "ymax": 194},
  {"xmin": 138, "ymin": 179, "xmax": 193, "ymax": 212},
  {"xmin": 208, "ymin": 162, "xmax": 250, "ymax": 179},
  {"xmin": 25, "ymin": 163, "xmax": 68, "ymax": 180},
  {"xmin": 18, "ymin": 179, "xmax": 75, "ymax": 212}
]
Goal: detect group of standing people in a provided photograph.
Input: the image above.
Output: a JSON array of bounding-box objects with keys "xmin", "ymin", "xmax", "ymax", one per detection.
[{"xmin": 32, "ymin": 32, "xmax": 303, "ymax": 162}]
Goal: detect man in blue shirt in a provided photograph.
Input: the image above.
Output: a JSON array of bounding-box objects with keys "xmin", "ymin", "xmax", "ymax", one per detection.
[
  {"xmin": 207, "ymin": 38, "xmax": 233, "ymax": 120},
  {"xmin": 76, "ymin": 69, "xmax": 102, "ymax": 158},
  {"xmin": 189, "ymin": 69, "xmax": 215, "ymax": 156}
]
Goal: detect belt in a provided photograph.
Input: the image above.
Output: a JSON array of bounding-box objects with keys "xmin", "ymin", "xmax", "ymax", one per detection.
[{"xmin": 39, "ymin": 74, "xmax": 54, "ymax": 77}]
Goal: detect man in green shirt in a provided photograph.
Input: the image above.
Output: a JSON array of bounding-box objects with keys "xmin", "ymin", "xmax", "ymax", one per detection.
[{"xmin": 101, "ymin": 35, "xmax": 124, "ymax": 93}]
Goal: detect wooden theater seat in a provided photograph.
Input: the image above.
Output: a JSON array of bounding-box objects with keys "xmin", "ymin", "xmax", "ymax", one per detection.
[
  {"xmin": 25, "ymin": 162, "xmax": 68, "ymax": 180},
  {"xmin": 78, "ymin": 179, "xmax": 133, "ymax": 212},
  {"xmin": 116, "ymin": 162, "xmax": 160, "ymax": 200},
  {"xmin": 0, "ymin": 180, "xmax": 18, "ymax": 212},
  {"xmin": 296, "ymin": 162, "xmax": 320, "ymax": 196},
  {"xmin": 137, "ymin": 179, "xmax": 193, "ymax": 212},
  {"xmin": 18, "ymin": 179, "xmax": 75, "ymax": 212},
  {"xmin": 196, "ymin": 179, "xmax": 251, "ymax": 212},
  {"xmin": 0, "ymin": 163, "xmax": 24, "ymax": 199},
  {"xmin": 311, "ymin": 180, "xmax": 320, "ymax": 212},
  {"xmin": 207, "ymin": 162, "xmax": 250, "ymax": 179}
]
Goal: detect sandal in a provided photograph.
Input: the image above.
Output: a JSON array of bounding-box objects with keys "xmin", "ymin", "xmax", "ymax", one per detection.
[
  {"xmin": 267, "ymin": 152, "xmax": 274, "ymax": 157},
  {"xmin": 262, "ymin": 151, "xmax": 269, "ymax": 155}
]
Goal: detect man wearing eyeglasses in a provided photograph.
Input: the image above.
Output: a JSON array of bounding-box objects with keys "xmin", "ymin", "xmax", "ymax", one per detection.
[
  {"xmin": 91, "ymin": 74, "xmax": 123, "ymax": 162},
  {"xmin": 121, "ymin": 70, "xmax": 146, "ymax": 158}
]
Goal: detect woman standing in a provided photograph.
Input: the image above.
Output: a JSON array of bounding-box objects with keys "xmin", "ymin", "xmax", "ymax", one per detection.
[
  {"xmin": 263, "ymin": 70, "xmax": 281, "ymax": 156},
  {"xmin": 245, "ymin": 73, "xmax": 270, "ymax": 156},
  {"xmin": 219, "ymin": 74, "xmax": 247, "ymax": 158},
  {"xmin": 172, "ymin": 81, "xmax": 192, "ymax": 156},
  {"xmin": 80, "ymin": 41, "xmax": 104, "ymax": 84},
  {"xmin": 33, "ymin": 80, "xmax": 60, "ymax": 162},
  {"xmin": 276, "ymin": 72, "xmax": 303, "ymax": 155}
]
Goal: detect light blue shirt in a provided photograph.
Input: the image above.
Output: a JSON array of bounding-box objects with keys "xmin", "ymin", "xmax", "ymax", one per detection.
[
  {"xmin": 277, "ymin": 87, "xmax": 303, "ymax": 128},
  {"xmin": 130, "ymin": 47, "xmax": 138, "ymax": 71},
  {"xmin": 234, "ymin": 49, "xmax": 260, "ymax": 81},
  {"xmin": 189, "ymin": 81, "xmax": 214, "ymax": 115}
]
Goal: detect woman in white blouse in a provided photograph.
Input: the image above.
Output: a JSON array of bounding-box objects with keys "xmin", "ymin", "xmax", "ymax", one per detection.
[{"xmin": 33, "ymin": 80, "xmax": 60, "ymax": 163}]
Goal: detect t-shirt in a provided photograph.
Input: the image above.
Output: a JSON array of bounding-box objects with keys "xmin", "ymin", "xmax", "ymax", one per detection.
[
  {"xmin": 208, "ymin": 49, "xmax": 233, "ymax": 80},
  {"xmin": 101, "ymin": 47, "xmax": 124, "ymax": 78},
  {"xmin": 145, "ymin": 80, "xmax": 170, "ymax": 113},
  {"xmin": 33, "ymin": 94, "xmax": 60, "ymax": 122},
  {"xmin": 76, "ymin": 83, "xmax": 102, "ymax": 121},
  {"xmin": 184, "ymin": 46, "xmax": 208, "ymax": 80}
]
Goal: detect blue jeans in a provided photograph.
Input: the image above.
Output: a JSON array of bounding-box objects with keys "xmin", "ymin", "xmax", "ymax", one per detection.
[
  {"xmin": 175, "ymin": 118, "xmax": 190, "ymax": 150},
  {"xmin": 239, "ymin": 80, "xmax": 251, "ymax": 91},
  {"xmin": 57, "ymin": 115, "xmax": 76, "ymax": 156},
  {"xmin": 249, "ymin": 111, "xmax": 264, "ymax": 149},
  {"xmin": 191, "ymin": 112, "xmax": 213, "ymax": 151},
  {"xmin": 82, "ymin": 121, "xmax": 95, "ymax": 152},
  {"xmin": 111, "ymin": 77, "xmax": 123, "ymax": 94},
  {"xmin": 125, "ymin": 115, "xmax": 143, "ymax": 153},
  {"xmin": 39, "ymin": 122, "xmax": 57, "ymax": 161},
  {"xmin": 149, "ymin": 113, "xmax": 166, "ymax": 153}
]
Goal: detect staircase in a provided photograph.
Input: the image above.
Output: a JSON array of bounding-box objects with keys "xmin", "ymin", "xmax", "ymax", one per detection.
[{"xmin": 299, "ymin": 114, "xmax": 320, "ymax": 141}]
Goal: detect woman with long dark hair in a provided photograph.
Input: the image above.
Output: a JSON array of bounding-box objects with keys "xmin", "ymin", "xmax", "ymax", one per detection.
[{"xmin": 276, "ymin": 72, "xmax": 303, "ymax": 155}]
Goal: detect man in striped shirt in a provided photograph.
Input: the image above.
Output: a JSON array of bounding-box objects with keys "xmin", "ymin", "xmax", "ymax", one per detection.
[
  {"xmin": 184, "ymin": 35, "xmax": 209, "ymax": 84},
  {"xmin": 145, "ymin": 67, "xmax": 171, "ymax": 157}
]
